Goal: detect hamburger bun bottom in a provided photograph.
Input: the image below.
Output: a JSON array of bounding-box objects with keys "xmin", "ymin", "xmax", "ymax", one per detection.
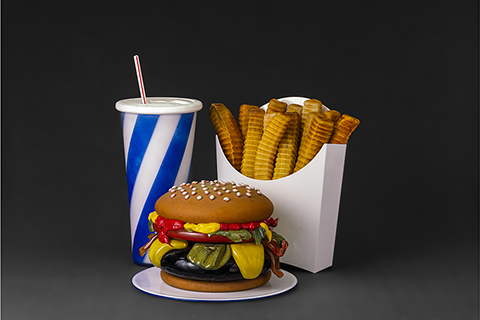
[{"xmin": 161, "ymin": 270, "xmax": 272, "ymax": 292}]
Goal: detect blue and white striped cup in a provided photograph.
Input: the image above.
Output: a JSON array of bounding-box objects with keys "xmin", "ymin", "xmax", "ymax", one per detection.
[{"xmin": 116, "ymin": 97, "xmax": 203, "ymax": 265}]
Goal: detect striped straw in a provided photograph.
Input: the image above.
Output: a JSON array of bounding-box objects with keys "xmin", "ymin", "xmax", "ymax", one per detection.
[{"xmin": 133, "ymin": 55, "xmax": 147, "ymax": 104}]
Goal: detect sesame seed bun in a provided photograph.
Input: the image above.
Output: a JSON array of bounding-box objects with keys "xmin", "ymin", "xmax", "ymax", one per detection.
[{"xmin": 155, "ymin": 180, "xmax": 274, "ymax": 224}]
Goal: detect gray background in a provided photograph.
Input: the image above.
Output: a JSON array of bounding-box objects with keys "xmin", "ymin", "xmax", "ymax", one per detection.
[{"xmin": 2, "ymin": 1, "xmax": 478, "ymax": 319}]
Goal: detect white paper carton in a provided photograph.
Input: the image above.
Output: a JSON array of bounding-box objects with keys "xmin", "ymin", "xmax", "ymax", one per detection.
[{"xmin": 216, "ymin": 97, "xmax": 347, "ymax": 273}]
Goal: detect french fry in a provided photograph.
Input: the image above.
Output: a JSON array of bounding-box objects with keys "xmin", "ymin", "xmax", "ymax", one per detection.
[
  {"xmin": 273, "ymin": 112, "xmax": 302, "ymax": 179},
  {"xmin": 324, "ymin": 110, "xmax": 341, "ymax": 123},
  {"xmin": 286, "ymin": 103, "xmax": 303, "ymax": 116},
  {"xmin": 302, "ymin": 99, "xmax": 322, "ymax": 129},
  {"xmin": 329, "ymin": 114, "xmax": 360, "ymax": 144},
  {"xmin": 241, "ymin": 108, "xmax": 265, "ymax": 178},
  {"xmin": 210, "ymin": 97, "xmax": 359, "ymax": 180},
  {"xmin": 254, "ymin": 113, "xmax": 291, "ymax": 180},
  {"xmin": 266, "ymin": 98, "xmax": 287, "ymax": 114},
  {"xmin": 263, "ymin": 113, "xmax": 276, "ymax": 132},
  {"xmin": 302, "ymin": 99, "xmax": 323, "ymax": 120},
  {"xmin": 238, "ymin": 104, "xmax": 259, "ymax": 141},
  {"xmin": 298, "ymin": 111, "xmax": 323, "ymax": 154},
  {"xmin": 294, "ymin": 116, "xmax": 334, "ymax": 172},
  {"xmin": 303, "ymin": 98, "xmax": 323, "ymax": 113},
  {"xmin": 210, "ymin": 103, "xmax": 243, "ymax": 171}
]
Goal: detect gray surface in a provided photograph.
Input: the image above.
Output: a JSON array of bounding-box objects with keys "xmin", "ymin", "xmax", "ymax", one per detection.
[{"xmin": 2, "ymin": 240, "xmax": 477, "ymax": 319}]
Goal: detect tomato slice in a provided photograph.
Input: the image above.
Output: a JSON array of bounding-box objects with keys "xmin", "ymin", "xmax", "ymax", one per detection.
[{"xmin": 166, "ymin": 229, "xmax": 253, "ymax": 243}]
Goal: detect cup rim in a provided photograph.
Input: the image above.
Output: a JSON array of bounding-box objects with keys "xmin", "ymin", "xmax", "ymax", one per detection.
[{"xmin": 116, "ymin": 97, "xmax": 203, "ymax": 115}]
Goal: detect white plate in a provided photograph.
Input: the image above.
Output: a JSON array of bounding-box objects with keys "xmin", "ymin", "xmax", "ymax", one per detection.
[{"xmin": 132, "ymin": 267, "xmax": 297, "ymax": 301}]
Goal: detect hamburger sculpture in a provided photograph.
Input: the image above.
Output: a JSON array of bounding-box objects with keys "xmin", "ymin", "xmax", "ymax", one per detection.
[{"xmin": 139, "ymin": 180, "xmax": 288, "ymax": 292}]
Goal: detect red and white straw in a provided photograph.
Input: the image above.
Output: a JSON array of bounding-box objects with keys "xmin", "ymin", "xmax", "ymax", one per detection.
[{"xmin": 133, "ymin": 55, "xmax": 147, "ymax": 104}]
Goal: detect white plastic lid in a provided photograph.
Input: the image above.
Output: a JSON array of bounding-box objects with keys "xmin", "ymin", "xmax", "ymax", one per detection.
[{"xmin": 115, "ymin": 97, "xmax": 203, "ymax": 115}]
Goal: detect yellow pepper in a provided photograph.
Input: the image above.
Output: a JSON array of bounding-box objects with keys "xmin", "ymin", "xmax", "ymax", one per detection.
[
  {"xmin": 148, "ymin": 238, "xmax": 188, "ymax": 268},
  {"xmin": 260, "ymin": 222, "xmax": 272, "ymax": 242},
  {"xmin": 184, "ymin": 222, "xmax": 221, "ymax": 234},
  {"xmin": 231, "ymin": 242, "xmax": 265, "ymax": 279},
  {"xmin": 148, "ymin": 211, "xmax": 159, "ymax": 223}
]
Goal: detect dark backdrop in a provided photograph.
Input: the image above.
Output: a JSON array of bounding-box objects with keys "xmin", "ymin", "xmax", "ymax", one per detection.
[{"xmin": 2, "ymin": 1, "xmax": 478, "ymax": 319}]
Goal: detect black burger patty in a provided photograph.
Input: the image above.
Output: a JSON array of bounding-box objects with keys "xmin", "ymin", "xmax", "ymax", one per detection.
[{"xmin": 160, "ymin": 246, "xmax": 271, "ymax": 282}]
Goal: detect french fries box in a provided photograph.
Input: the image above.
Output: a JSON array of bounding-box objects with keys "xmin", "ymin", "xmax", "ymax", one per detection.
[{"xmin": 216, "ymin": 97, "xmax": 347, "ymax": 273}]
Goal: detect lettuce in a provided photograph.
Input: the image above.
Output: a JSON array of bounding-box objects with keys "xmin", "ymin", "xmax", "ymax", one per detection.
[{"xmin": 208, "ymin": 229, "xmax": 252, "ymax": 242}]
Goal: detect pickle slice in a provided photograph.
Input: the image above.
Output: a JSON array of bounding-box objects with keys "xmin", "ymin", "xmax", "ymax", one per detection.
[{"xmin": 187, "ymin": 243, "xmax": 232, "ymax": 270}]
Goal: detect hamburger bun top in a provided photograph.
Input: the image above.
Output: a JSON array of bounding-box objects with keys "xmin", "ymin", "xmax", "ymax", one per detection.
[{"xmin": 155, "ymin": 180, "xmax": 273, "ymax": 224}]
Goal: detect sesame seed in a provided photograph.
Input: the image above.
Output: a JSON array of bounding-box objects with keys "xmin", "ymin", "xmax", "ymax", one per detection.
[
  {"xmin": 204, "ymin": 190, "xmax": 210, "ymax": 195},
  {"xmin": 246, "ymin": 192, "xmax": 251, "ymax": 197},
  {"xmin": 185, "ymin": 195, "xmax": 190, "ymax": 200},
  {"xmin": 171, "ymin": 193, "xmax": 177, "ymax": 198},
  {"xmin": 223, "ymin": 197, "xmax": 230, "ymax": 202},
  {"xmin": 236, "ymin": 192, "xmax": 241, "ymax": 197},
  {"xmin": 209, "ymin": 195, "xmax": 216, "ymax": 200},
  {"xmin": 196, "ymin": 196, "xmax": 203, "ymax": 200}
]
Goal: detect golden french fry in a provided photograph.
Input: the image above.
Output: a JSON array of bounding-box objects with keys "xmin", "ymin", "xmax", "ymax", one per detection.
[
  {"xmin": 294, "ymin": 116, "xmax": 334, "ymax": 172},
  {"xmin": 329, "ymin": 114, "xmax": 360, "ymax": 144},
  {"xmin": 266, "ymin": 98, "xmax": 287, "ymax": 114},
  {"xmin": 238, "ymin": 104, "xmax": 259, "ymax": 141},
  {"xmin": 286, "ymin": 103, "xmax": 303, "ymax": 116},
  {"xmin": 211, "ymin": 97, "xmax": 359, "ymax": 180},
  {"xmin": 273, "ymin": 163, "xmax": 295, "ymax": 178},
  {"xmin": 298, "ymin": 111, "xmax": 322, "ymax": 152},
  {"xmin": 273, "ymin": 151, "xmax": 296, "ymax": 178},
  {"xmin": 254, "ymin": 113, "xmax": 291, "ymax": 180},
  {"xmin": 210, "ymin": 103, "xmax": 243, "ymax": 171},
  {"xmin": 301, "ymin": 99, "xmax": 322, "ymax": 131},
  {"xmin": 302, "ymin": 99, "xmax": 322, "ymax": 126},
  {"xmin": 324, "ymin": 110, "xmax": 341, "ymax": 123},
  {"xmin": 273, "ymin": 112, "xmax": 302, "ymax": 179},
  {"xmin": 303, "ymin": 99, "xmax": 323, "ymax": 113},
  {"xmin": 263, "ymin": 113, "xmax": 276, "ymax": 132},
  {"xmin": 241, "ymin": 108, "xmax": 265, "ymax": 178}
]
